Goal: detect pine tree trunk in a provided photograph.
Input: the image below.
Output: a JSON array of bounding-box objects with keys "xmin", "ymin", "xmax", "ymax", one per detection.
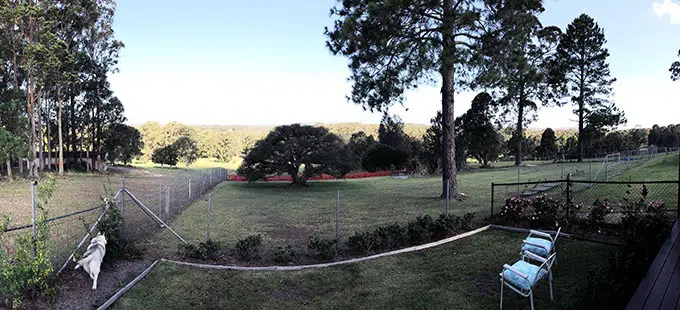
[
  {"xmin": 47, "ymin": 98, "xmax": 52, "ymax": 170},
  {"xmin": 58, "ymin": 87, "xmax": 64, "ymax": 175},
  {"xmin": 439, "ymin": 0, "xmax": 459, "ymax": 199},
  {"xmin": 38, "ymin": 90, "xmax": 45, "ymax": 172},
  {"xmin": 6, "ymin": 158, "xmax": 12, "ymax": 180},
  {"xmin": 577, "ymin": 65, "xmax": 585, "ymax": 162},
  {"xmin": 515, "ymin": 86, "xmax": 525, "ymax": 166}
]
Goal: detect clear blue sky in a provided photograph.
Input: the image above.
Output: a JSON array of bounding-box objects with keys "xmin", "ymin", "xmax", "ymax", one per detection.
[{"xmin": 109, "ymin": 0, "xmax": 680, "ymax": 128}]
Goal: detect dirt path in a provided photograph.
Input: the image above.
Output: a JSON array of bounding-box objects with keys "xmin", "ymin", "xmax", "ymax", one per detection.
[{"xmin": 25, "ymin": 259, "xmax": 154, "ymax": 310}]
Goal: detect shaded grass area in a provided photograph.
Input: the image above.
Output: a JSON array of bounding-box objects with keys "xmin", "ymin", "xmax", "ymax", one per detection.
[
  {"xmin": 115, "ymin": 230, "xmax": 616, "ymax": 310},
  {"xmin": 132, "ymin": 157, "xmax": 240, "ymax": 172}
]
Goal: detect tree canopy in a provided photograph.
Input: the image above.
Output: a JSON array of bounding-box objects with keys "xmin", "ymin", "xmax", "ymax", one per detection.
[
  {"xmin": 325, "ymin": 0, "xmax": 546, "ymax": 198},
  {"xmin": 104, "ymin": 123, "xmax": 143, "ymax": 165},
  {"xmin": 457, "ymin": 92, "xmax": 504, "ymax": 168},
  {"xmin": 551, "ymin": 14, "xmax": 624, "ymax": 162},
  {"xmin": 237, "ymin": 124, "xmax": 355, "ymax": 186}
]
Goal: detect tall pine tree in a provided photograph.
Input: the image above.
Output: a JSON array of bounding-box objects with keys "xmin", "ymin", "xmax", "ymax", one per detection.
[
  {"xmin": 325, "ymin": 0, "xmax": 544, "ymax": 198},
  {"xmin": 551, "ymin": 14, "xmax": 624, "ymax": 162}
]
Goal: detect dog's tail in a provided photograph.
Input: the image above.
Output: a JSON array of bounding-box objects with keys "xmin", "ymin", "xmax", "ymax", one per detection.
[{"xmin": 74, "ymin": 255, "xmax": 91, "ymax": 270}]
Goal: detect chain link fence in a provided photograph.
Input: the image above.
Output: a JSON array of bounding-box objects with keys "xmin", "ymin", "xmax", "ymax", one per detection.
[{"xmin": 0, "ymin": 167, "xmax": 227, "ymax": 271}]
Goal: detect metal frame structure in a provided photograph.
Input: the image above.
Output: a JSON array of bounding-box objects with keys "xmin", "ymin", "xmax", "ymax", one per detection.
[{"xmin": 500, "ymin": 251, "xmax": 556, "ymax": 310}]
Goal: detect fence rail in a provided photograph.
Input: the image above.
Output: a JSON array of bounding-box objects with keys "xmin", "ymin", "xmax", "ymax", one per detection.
[
  {"xmin": 0, "ymin": 167, "xmax": 228, "ymax": 272},
  {"xmin": 491, "ymin": 178, "xmax": 680, "ymax": 218}
]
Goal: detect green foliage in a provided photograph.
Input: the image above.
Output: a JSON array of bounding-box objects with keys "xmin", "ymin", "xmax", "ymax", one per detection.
[
  {"xmin": 172, "ymin": 136, "xmax": 199, "ymax": 167},
  {"xmin": 238, "ymin": 124, "xmax": 354, "ymax": 185},
  {"xmin": 178, "ymin": 239, "xmax": 221, "ymax": 260},
  {"xmin": 95, "ymin": 198, "xmax": 133, "ymax": 262},
  {"xmin": 422, "ymin": 111, "xmax": 466, "ymax": 174},
  {"xmin": 307, "ymin": 236, "xmax": 336, "ymax": 260},
  {"xmin": 551, "ymin": 14, "xmax": 625, "ymax": 161},
  {"xmin": 500, "ymin": 197, "xmax": 529, "ymax": 223},
  {"xmin": 151, "ymin": 144, "xmax": 179, "ymax": 167},
  {"xmin": 648, "ymin": 124, "xmax": 680, "ymax": 148},
  {"xmin": 0, "ymin": 177, "xmax": 56, "ymax": 308},
  {"xmin": 360, "ymin": 143, "xmax": 408, "ymax": 172},
  {"xmin": 346, "ymin": 213, "xmax": 475, "ymax": 256},
  {"xmin": 235, "ymin": 235, "xmax": 262, "ymax": 261},
  {"xmin": 104, "ymin": 124, "xmax": 143, "ymax": 165},
  {"xmin": 538, "ymin": 128, "xmax": 558, "ymax": 160},
  {"xmin": 529, "ymin": 195, "xmax": 560, "ymax": 228},
  {"xmin": 458, "ymin": 93, "xmax": 504, "ymax": 168},
  {"xmin": 587, "ymin": 199, "xmax": 612, "ymax": 227},
  {"xmin": 272, "ymin": 245, "xmax": 295, "ymax": 264}
]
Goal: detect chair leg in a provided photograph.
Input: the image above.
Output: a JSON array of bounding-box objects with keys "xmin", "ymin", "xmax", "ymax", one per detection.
[
  {"xmin": 500, "ymin": 280, "xmax": 504, "ymax": 310},
  {"xmin": 530, "ymin": 290, "xmax": 535, "ymax": 310},
  {"xmin": 549, "ymin": 270, "xmax": 554, "ymax": 301}
]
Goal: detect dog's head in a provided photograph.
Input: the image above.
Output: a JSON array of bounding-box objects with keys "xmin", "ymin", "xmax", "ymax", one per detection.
[{"xmin": 93, "ymin": 232, "xmax": 107, "ymax": 246}]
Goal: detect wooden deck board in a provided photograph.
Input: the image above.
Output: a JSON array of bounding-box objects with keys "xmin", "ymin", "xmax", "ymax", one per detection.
[{"xmin": 627, "ymin": 220, "xmax": 680, "ymax": 310}]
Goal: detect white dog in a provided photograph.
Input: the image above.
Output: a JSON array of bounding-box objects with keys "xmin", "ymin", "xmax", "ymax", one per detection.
[{"xmin": 74, "ymin": 232, "xmax": 107, "ymax": 289}]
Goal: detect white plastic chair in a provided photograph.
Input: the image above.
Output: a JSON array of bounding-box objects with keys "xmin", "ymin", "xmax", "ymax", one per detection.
[
  {"xmin": 520, "ymin": 227, "xmax": 561, "ymax": 260},
  {"xmin": 500, "ymin": 251, "xmax": 556, "ymax": 310}
]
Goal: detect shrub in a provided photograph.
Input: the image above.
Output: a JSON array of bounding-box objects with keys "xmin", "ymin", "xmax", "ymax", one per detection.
[
  {"xmin": 346, "ymin": 231, "xmax": 376, "ymax": 255},
  {"xmin": 431, "ymin": 214, "xmax": 460, "ymax": 240},
  {"xmin": 235, "ymin": 235, "xmax": 262, "ymax": 261},
  {"xmin": 96, "ymin": 198, "xmax": 134, "ymax": 261},
  {"xmin": 530, "ymin": 195, "xmax": 560, "ymax": 228},
  {"xmin": 461, "ymin": 213, "xmax": 475, "ymax": 230},
  {"xmin": 178, "ymin": 239, "xmax": 221, "ymax": 260},
  {"xmin": 372, "ymin": 222, "xmax": 406, "ymax": 250},
  {"xmin": 0, "ymin": 177, "xmax": 56, "ymax": 308},
  {"xmin": 272, "ymin": 245, "xmax": 295, "ymax": 264},
  {"xmin": 308, "ymin": 236, "xmax": 336, "ymax": 260},
  {"xmin": 588, "ymin": 199, "xmax": 612, "ymax": 226},
  {"xmin": 500, "ymin": 197, "xmax": 530, "ymax": 223},
  {"xmin": 406, "ymin": 215, "xmax": 434, "ymax": 245}
]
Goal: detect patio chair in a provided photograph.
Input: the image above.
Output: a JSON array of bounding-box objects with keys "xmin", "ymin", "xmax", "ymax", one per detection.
[
  {"xmin": 520, "ymin": 227, "xmax": 561, "ymax": 260},
  {"xmin": 500, "ymin": 251, "xmax": 556, "ymax": 310}
]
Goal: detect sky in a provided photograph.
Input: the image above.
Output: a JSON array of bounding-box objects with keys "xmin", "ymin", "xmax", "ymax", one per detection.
[{"xmin": 108, "ymin": 0, "xmax": 680, "ymax": 129}]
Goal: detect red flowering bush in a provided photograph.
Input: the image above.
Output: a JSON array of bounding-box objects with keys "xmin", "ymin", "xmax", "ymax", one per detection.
[
  {"xmin": 588, "ymin": 199, "xmax": 612, "ymax": 226},
  {"xmin": 529, "ymin": 195, "xmax": 560, "ymax": 228},
  {"xmin": 500, "ymin": 197, "xmax": 530, "ymax": 223}
]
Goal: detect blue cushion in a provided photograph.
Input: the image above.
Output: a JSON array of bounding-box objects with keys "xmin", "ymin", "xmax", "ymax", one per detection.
[
  {"xmin": 522, "ymin": 237, "xmax": 553, "ymax": 257},
  {"xmin": 502, "ymin": 260, "xmax": 548, "ymax": 291}
]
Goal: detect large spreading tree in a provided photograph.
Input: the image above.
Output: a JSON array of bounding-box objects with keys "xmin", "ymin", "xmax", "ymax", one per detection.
[
  {"xmin": 325, "ymin": 0, "xmax": 544, "ymax": 198},
  {"xmin": 551, "ymin": 14, "xmax": 624, "ymax": 161},
  {"xmin": 237, "ymin": 124, "xmax": 355, "ymax": 186}
]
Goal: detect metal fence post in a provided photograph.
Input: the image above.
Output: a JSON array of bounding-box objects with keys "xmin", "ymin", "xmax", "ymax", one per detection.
[
  {"xmin": 589, "ymin": 161, "xmax": 592, "ymax": 180},
  {"xmin": 159, "ymin": 178, "xmax": 163, "ymax": 217},
  {"xmin": 335, "ymin": 189, "xmax": 340, "ymax": 253},
  {"xmin": 31, "ymin": 180, "xmax": 37, "ymax": 258},
  {"xmin": 189, "ymin": 178, "xmax": 192, "ymax": 200},
  {"xmin": 445, "ymin": 179, "xmax": 450, "ymax": 216},
  {"xmin": 677, "ymin": 152, "xmax": 679, "ymax": 219},
  {"xmin": 566, "ymin": 174, "xmax": 571, "ymax": 217},
  {"xmin": 165, "ymin": 185, "xmax": 170, "ymax": 215},
  {"xmin": 209, "ymin": 169, "xmax": 212, "ymax": 186},
  {"xmin": 517, "ymin": 165, "xmax": 521, "ymax": 196},
  {"xmin": 120, "ymin": 178, "xmax": 126, "ymax": 237},
  {"xmin": 561, "ymin": 162, "xmax": 564, "ymax": 179},
  {"xmin": 207, "ymin": 193, "xmax": 211, "ymax": 241},
  {"xmin": 491, "ymin": 182, "xmax": 495, "ymax": 217}
]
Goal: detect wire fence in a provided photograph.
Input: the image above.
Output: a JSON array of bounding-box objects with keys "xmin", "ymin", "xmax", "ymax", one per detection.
[{"xmin": 0, "ymin": 167, "xmax": 228, "ymax": 271}]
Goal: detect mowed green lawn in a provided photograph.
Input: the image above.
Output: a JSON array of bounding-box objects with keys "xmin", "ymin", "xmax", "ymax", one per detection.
[
  {"xmin": 146, "ymin": 155, "xmax": 678, "ymax": 255},
  {"xmin": 114, "ymin": 229, "xmax": 616, "ymax": 310}
]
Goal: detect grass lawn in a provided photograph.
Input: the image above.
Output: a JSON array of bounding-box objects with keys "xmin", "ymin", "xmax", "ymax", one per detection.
[
  {"xmin": 146, "ymin": 154, "xmax": 678, "ymax": 256},
  {"xmin": 132, "ymin": 157, "xmax": 240, "ymax": 171},
  {"xmin": 114, "ymin": 229, "xmax": 616, "ymax": 310}
]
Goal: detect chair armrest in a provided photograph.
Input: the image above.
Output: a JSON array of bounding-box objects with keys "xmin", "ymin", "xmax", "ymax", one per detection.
[
  {"xmin": 537, "ymin": 253, "xmax": 557, "ymax": 271},
  {"xmin": 522, "ymin": 250, "xmax": 548, "ymax": 263},
  {"xmin": 522, "ymin": 240, "xmax": 550, "ymax": 253},
  {"xmin": 502, "ymin": 264, "xmax": 530, "ymax": 279},
  {"xmin": 529, "ymin": 230, "xmax": 552, "ymax": 239}
]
